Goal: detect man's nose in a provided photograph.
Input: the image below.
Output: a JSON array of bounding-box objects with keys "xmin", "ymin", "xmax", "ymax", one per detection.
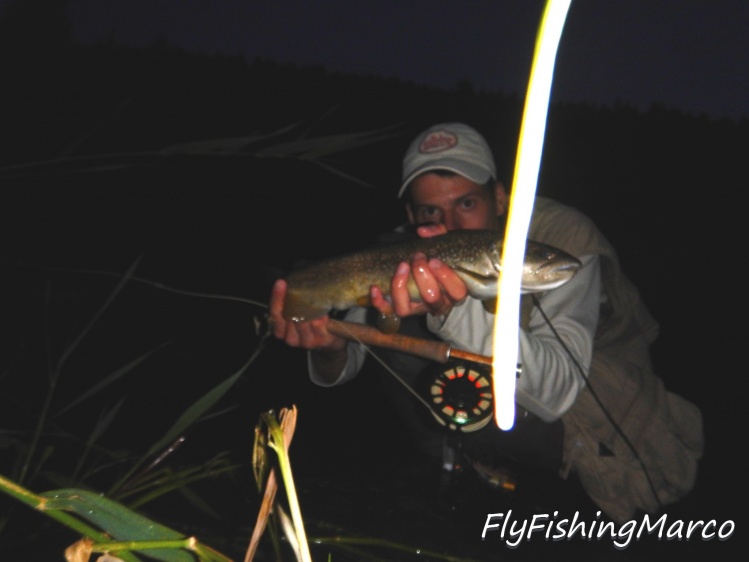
[{"xmin": 442, "ymin": 212, "xmax": 459, "ymax": 231}]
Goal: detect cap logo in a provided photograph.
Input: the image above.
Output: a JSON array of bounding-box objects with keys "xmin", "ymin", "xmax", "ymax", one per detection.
[{"xmin": 419, "ymin": 131, "xmax": 458, "ymax": 154}]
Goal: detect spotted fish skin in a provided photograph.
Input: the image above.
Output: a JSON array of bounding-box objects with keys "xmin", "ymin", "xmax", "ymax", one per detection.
[{"xmin": 283, "ymin": 229, "xmax": 581, "ymax": 323}]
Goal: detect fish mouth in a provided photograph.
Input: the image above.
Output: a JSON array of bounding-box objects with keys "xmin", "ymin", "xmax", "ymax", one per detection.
[
  {"xmin": 537, "ymin": 256, "xmax": 582, "ymax": 273},
  {"xmin": 552, "ymin": 262, "xmax": 582, "ymax": 274},
  {"xmin": 526, "ymin": 260, "xmax": 582, "ymax": 291}
]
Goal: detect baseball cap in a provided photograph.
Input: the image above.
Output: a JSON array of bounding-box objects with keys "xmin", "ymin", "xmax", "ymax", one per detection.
[{"xmin": 399, "ymin": 122, "xmax": 497, "ymax": 198}]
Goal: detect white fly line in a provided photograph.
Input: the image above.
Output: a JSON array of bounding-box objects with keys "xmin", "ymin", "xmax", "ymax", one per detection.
[{"xmin": 493, "ymin": 0, "xmax": 572, "ymax": 430}]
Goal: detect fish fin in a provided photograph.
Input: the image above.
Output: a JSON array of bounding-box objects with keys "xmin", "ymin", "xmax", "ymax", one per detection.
[
  {"xmin": 375, "ymin": 312, "xmax": 401, "ymax": 334},
  {"xmin": 354, "ymin": 295, "xmax": 371, "ymax": 307},
  {"xmin": 354, "ymin": 294, "xmax": 400, "ymax": 334},
  {"xmin": 282, "ymin": 292, "xmax": 329, "ymax": 323}
]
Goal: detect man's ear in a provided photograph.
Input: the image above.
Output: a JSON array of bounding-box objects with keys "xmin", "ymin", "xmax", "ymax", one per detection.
[{"xmin": 494, "ymin": 181, "xmax": 508, "ymax": 215}]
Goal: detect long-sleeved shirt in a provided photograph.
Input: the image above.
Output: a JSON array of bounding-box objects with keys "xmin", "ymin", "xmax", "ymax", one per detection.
[
  {"xmin": 308, "ymin": 195, "xmax": 704, "ymax": 523},
  {"xmin": 309, "ymin": 254, "xmax": 601, "ymax": 422}
]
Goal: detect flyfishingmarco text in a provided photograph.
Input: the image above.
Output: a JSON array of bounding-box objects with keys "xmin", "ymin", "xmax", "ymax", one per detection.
[{"xmin": 481, "ymin": 510, "xmax": 735, "ymax": 549}]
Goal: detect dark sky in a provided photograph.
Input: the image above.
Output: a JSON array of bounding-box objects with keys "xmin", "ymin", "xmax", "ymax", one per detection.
[
  {"xmin": 27, "ymin": 0, "xmax": 744, "ymax": 122},
  {"xmin": 1, "ymin": 0, "xmax": 747, "ymax": 122}
]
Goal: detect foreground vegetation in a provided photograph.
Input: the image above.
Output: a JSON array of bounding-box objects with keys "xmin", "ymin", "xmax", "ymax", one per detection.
[{"xmin": 0, "ymin": 257, "xmax": 486, "ymax": 561}]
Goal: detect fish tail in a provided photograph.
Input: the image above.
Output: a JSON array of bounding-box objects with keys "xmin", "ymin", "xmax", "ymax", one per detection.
[{"xmin": 282, "ymin": 292, "xmax": 329, "ymax": 323}]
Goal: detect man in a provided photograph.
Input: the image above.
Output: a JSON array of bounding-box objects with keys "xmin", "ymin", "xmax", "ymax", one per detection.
[{"xmin": 269, "ymin": 122, "xmax": 703, "ymax": 523}]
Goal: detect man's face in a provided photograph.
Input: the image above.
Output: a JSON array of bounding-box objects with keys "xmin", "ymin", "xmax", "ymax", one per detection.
[{"xmin": 405, "ymin": 172, "xmax": 507, "ymax": 232}]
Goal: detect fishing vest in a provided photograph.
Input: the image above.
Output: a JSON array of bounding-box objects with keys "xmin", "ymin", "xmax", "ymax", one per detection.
[{"xmin": 527, "ymin": 197, "xmax": 704, "ymax": 523}]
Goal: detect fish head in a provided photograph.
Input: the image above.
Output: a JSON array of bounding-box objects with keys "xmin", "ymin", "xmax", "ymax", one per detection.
[
  {"xmin": 448, "ymin": 234, "xmax": 503, "ymax": 299},
  {"xmin": 521, "ymin": 241, "xmax": 582, "ymax": 292},
  {"xmin": 452, "ymin": 235, "xmax": 581, "ymax": 297}
]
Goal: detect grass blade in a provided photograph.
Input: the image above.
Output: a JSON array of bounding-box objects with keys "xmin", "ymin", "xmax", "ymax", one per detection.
[
  {"xmin": 55, "ymin": 340, "xmax": 172, "ymax": 418},
  {"xmin": 110, "ymin": 332, "xmax": 269, "ymax": 495},
  {"xmin": 56, "ymin": 257, "xmax": 141, "ymax": 372},
  {"xmin": 41, "ymin": 488, "xmax": 195, "ymax": 562}
]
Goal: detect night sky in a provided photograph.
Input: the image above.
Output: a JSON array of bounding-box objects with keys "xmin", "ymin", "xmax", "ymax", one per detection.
[{"xmin": 35, "ymin": 0, "xmax": 748, "ymax": 122}]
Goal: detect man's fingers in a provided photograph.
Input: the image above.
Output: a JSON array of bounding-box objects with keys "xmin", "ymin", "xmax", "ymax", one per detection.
[
  {"xmin": 417, "ymin": 224, "xmax": 448, "ymax": 238},
  {"xmin": 369, "ymin": 285, "xmax": 391, "ymax": 314},
  {"xmin": 412, "ymin": 253, "xmax": 442, "ymax": 305},
  {"xmin": 429, "ymin": 258, "xmax": 468, "ymax": 303},
  {"xmin": 269, "ymin": 279, "xmax": 288, "ymax": 338},
  {"xmin": 388, "ymin": 261, "xmax": 408, "ymax": 316}
]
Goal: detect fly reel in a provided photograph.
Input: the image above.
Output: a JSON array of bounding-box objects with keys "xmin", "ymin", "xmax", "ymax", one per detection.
[{"xmin": 425, "ymin": 360, "xmax": 494, "ymax": 432}]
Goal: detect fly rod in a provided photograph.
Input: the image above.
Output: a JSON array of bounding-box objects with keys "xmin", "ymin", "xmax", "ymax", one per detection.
[{"xmin": 327, "ymin": 318, "xmax": 492, "ymax": 366}]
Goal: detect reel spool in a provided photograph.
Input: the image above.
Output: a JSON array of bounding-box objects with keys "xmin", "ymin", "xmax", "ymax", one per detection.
[{"xmin": 426, "ymin": 360, "xmax": 494, "ymax": 432}]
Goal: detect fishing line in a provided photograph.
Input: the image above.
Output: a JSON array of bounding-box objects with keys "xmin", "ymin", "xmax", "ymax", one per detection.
[
  {"xmin": 530, "ymin": 293, "xmax": 664, "ymax": 510},
  {"xmin": 493, "ymin": 0, "xmax": 572, "ymax": 430},
  {"xmin": 11, "ymin": 261, "xmax": 268, "ymax": 309},
  {"xmin": 15, "ymin": 261, "xmax": 445, "ymax": 422},
  {"xmin": 330, "ymin": 320, "xmax": 448, "ymax": 427},
  {"xmin": 22, "ymin": 261, "xmax": 663, "ymax": 507}
]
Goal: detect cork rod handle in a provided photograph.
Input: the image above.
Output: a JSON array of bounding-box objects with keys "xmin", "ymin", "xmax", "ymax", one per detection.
[{"xmin": 327, "ymin": 319, "xmax": 492, "ymax": 366}]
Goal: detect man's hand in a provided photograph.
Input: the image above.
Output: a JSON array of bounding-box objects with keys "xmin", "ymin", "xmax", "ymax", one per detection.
[
  {"xmin": 269, "ymin": 279, "xmax": 347, "ymax": 352},
  {"xmin": 370, "ymin": 224, "xmax": 468, "ymax": 320}
]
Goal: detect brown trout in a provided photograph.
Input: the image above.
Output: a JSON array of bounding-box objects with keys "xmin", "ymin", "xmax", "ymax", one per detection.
[{"xmin": 283, "ymin": 229, "xmax": 582, "ymax": 323}]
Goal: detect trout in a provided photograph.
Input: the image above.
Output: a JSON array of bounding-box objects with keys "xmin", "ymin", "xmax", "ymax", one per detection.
[{"xmin": 283, "ymin": 229, "xmax": 581, "ymax": 323}]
